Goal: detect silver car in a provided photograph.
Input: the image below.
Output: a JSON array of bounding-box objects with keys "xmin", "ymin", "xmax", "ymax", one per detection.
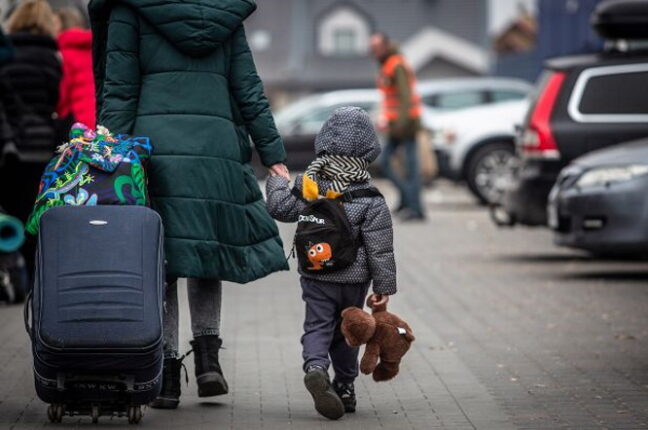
[{"xmin": 549, "ymin": 139, "xmax": 648, "ymax": 255}]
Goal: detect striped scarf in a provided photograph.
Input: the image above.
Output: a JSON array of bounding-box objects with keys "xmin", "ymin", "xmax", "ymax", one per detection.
[{"xmin": 303, "ymin": 154, "xmax": 370, "ymax": 200}]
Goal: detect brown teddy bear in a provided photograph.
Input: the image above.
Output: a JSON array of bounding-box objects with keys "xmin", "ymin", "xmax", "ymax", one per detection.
[{"xmin": 340, "ymin": 298, "xmax": 415, "ymax": 382}]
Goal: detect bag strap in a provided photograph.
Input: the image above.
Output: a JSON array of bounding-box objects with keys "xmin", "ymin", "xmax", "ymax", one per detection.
[
  {"xmin": 290, "ymin": 186, "xmax": 303, "ymax": 200},
  {"xmin": 341, "ymin": 187, "xmax": 383, "ymax": 201}
]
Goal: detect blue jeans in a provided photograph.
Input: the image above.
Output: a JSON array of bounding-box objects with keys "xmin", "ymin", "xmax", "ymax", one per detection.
[{"xmin": 381, "ymin": 137, "xmax": 423, "ymax": 215}]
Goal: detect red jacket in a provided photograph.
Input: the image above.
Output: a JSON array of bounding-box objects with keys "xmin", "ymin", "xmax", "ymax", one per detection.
[{"xmin": 57, "ymin": 28, "xmax": 96, "ymax": 129}]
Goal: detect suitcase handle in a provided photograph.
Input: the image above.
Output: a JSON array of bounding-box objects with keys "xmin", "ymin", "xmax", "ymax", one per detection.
[{"xmin": 23, "ymin": 290, "xmax": 32, "ymax": 340}]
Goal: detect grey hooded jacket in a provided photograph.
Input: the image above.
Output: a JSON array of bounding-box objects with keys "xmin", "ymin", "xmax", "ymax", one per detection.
[{"xmin": 266, "ymin": 107, "xmax": 397, "ymax": 295}]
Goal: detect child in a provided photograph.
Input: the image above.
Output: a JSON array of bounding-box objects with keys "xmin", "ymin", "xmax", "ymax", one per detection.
[{"xmin": 266, "ymin": 107, "xmax": 397, "ymax": 420}]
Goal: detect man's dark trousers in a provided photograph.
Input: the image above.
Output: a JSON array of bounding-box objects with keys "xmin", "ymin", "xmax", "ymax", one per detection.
[{"xmin": 301, "ymin": 277, "xmax": 370, "ymax": 384}]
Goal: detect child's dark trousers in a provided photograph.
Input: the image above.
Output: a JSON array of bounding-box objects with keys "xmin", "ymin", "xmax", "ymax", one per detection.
[{"xmin": 300, "ymin": 276, "xmax": 370, "ymax": 384}]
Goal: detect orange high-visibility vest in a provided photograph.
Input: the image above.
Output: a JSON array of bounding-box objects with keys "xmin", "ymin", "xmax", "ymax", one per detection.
[{"xmin": 377, "ymin": 53, "xmax": 422, "ymax": 122}]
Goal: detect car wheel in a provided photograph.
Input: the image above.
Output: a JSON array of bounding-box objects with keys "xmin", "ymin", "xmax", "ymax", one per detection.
[{"xmin": 466, "ymin": 142, "xmax": 516, "ymax": 205}]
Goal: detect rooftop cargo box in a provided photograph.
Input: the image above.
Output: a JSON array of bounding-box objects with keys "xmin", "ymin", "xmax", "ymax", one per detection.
[{"xmin": 592, "ymin": 0, "xmax": 648, "ymax": 40}]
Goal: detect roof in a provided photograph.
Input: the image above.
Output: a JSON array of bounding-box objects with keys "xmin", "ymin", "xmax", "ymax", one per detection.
[{"xmin": 402, "ymin": 27, "xmax": 490, "ymax": 74}]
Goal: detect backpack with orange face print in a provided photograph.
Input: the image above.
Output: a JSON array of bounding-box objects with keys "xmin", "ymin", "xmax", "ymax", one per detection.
[{"xmin": 292, "ymin": 187, "xmax": 382, "ymax": 274}]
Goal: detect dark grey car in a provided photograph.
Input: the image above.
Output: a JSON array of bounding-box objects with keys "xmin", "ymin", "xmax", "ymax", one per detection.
[{"xmin": 548, "ymin": 139, "xmax": 648, "ymax": 254}]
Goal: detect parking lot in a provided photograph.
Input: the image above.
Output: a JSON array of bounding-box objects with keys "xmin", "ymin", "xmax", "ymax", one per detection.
[{"xmin": 2, "ymin": 180, "xmax": 648, "ymax": 429}]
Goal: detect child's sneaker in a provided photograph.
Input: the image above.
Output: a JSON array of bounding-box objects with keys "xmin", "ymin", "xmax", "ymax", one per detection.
[
  {"xmin": 333, "ymin": 380, "xmax": 356, "ymax": 413},
  {"xmin": 304, "ymin": 365, "xmax": 345, "ymax": 420}
]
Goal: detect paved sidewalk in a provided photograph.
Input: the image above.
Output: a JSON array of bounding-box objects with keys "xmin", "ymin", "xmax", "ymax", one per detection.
[{"xmin": 1, "ymin": 181, "xmax": 648, "ymax": 429}]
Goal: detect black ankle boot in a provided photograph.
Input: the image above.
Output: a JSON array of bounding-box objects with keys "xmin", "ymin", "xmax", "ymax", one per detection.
[
  {"xmin": 304, "ymin": 365, "xmax": 345, "ymax": 420},
  {"xmin": 333, "ymin": 380, "xmax": 357, "ymax": 413},
  {"xmin": 190, "ymin": 335, "xmax": 229, "ymax": 397},
  {"xmin": 150, "ymin": 357, "xmax": 183, "ymax": 409}
]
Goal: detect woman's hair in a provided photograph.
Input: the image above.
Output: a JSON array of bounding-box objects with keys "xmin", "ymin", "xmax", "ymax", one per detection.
[
  {"xmin": 6, "ymin": 0, "xmax": 57, "ymax": 36},
  {"xmin": 56, "ymin": 7, "xmax": 85, "ymax": 31}
]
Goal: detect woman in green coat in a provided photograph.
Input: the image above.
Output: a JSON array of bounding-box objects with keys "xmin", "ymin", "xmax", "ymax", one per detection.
[{"xmin": 89, "ymin": 0, "xmax": 289, "ymax": 408}]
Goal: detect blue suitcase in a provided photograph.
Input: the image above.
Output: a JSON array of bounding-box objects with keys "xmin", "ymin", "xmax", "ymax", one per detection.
[{"xmin": 26, "ymin": 205, "xmax": 164, "ymax": 424}]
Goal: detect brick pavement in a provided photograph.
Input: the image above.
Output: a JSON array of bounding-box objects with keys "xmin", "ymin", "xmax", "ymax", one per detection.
[{"xmin": 1, "ymin": 181, "xmax": 648, "ymax": 429}]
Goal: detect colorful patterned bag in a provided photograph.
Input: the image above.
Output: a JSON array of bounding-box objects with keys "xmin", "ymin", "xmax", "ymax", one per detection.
[{"xmin": 26, "ymin": 123, "xmax": 153, "ymax": 234}]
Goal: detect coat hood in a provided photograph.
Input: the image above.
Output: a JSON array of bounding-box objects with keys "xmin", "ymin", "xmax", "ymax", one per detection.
[
  {"xmin": 89, "ymin": 0, "xmax": 256, "ymax": 57},
  {"xmin": 314, "ymin": 107, "xmax": 381, "ymax": 162},
  {"xmin": 58, "ymin": 28, "xmax": 92, "ymax": 50}
]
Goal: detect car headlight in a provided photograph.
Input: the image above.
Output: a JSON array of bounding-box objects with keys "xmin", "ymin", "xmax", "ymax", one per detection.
[
  {"xmin": 576, "ymin": 165, "xmax": 648, "ymax": 188},
  {"xmin": 431, "ymin": 128, "xmax": 457, "ymax": 147}
]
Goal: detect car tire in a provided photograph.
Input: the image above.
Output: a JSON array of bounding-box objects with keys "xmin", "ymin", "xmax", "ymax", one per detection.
[{"xmin": 465, "ymin": 142, "xmax": 516, "ymax": 205}]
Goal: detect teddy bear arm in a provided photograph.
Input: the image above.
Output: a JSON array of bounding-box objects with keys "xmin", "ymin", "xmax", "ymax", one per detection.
[{"xmin": 359, "ymin": 341, "xmax": 381, "ymax": 375}]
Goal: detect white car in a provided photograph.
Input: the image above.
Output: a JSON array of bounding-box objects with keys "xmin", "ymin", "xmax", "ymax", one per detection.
[
  {"xmin": 271, "ymin": 78, "xmax": 531, "ymax": 173},
  {"xmin": 418, "ymin": 77, "xmax": 531, "ymax": 114},
  {"xmin": 425, "ymin": 99, "xmax": 531, "ymax": 204}
]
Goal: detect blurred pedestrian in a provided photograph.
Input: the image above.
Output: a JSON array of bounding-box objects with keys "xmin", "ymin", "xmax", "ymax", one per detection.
[
  {"xmin": 0, "ymin": 0, "xmax": 62, "ymax": 278},
  {"xmin": 89, "ymin": 0, "xmax": 289, "ymax": 409},
  {"xmin": 370, "ymin": 33, "xmax": 425, "ymax": 221},
  {"xmin": 0, "ymin": 26, "xmax": 14, "ymax": 156},
  {"xmin": 55, "ymin": 7, "xmax": 95, "ymax": 128}
]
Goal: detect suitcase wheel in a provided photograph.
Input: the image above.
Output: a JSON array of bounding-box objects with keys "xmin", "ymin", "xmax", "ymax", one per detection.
[
  {"xmin": 47, "ymin": 404, "xmax": 64, "ymax": 423},
  {"xmin": 127, "ymin": 405, "xmax": 142, "ymax": 424}
]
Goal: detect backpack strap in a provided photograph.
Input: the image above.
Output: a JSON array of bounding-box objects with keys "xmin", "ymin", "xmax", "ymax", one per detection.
[
  {"xmin": 291, "ymin": 186, "xmax": 305, "ymax": 201},
  {"xmin": 340, "ymin": 187, "xmax": 383, "ymax": 202}
]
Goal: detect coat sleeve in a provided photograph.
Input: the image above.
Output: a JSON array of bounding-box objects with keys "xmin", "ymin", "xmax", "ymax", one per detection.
[
  {"xmin": 361, "ymin": 197, "xmax": 397, "ymax": 295},
  {"xmin": 265, "ymin": 175, "xmax": 306, "ymax": 223},
  {"xmin": 98, "ymin": 5, "xmax": 140, "ymax": 134},
  {"xmin": 229, "ymin": 25, "xmax": 286, "ymax": 167}
]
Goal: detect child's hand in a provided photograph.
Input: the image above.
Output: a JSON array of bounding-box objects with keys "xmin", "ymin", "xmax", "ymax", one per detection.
[
  {"xmin": 367, "ymin": 293, "xmax": 389, "ymax": 310},
  {"xmin": 269, "ymin": 163, "xmax": 290, "ymax": 180}
]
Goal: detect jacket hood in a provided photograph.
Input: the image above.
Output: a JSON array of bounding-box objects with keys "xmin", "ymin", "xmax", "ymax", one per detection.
[
  {"xmin": 58, "ymin": 28, "xmax": 92, "ymax": 50},
  {"xmin": 90, "ymin": 0, "xmax": 256, "ymax": 57},
  {"xmin": 314, "ymin": 106, "xmax": 381, "ymax": 162}
]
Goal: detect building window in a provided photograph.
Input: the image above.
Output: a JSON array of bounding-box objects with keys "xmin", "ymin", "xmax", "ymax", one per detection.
[
  {"xmin": 333, "ymin": 28, "xmax": 357, "ymax": 56},
  {"xmin": 319, "ymin": 5, "xmax": 370, "ymax": 57}
]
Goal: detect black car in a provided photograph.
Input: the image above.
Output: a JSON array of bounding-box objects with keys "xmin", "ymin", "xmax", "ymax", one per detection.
[
  {"xmin": 548, "ymin": 139, "xmax": 648, "ymax": 254},
  {"xmin": 494, "ymin": 0, "xmax": 648, "ymax": 227}
]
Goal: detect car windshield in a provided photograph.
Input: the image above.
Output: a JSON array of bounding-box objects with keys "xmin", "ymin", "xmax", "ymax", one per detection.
[
  {"xmin": 274, "ymin": 96, "xmax": 323, "ymax": 128},
  {"xmin": 275, "ymin": 94, "xmax": 378, "ymax": 133}
]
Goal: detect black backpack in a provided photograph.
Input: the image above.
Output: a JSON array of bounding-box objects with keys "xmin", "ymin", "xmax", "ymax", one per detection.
[{"xmin": 291, "ymin": 187, "xmax": 382, "ymax": 274}]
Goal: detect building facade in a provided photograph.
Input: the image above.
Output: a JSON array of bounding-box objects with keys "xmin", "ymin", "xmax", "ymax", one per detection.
[{"xmin": 246, "ymin": 0, "xmax": 490, "ymax": 103}]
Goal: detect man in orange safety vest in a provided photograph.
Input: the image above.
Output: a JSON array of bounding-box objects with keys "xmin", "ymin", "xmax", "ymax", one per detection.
[{"xmin": 370, "ymin": 32, "xmax": 424, "ymax": 221}]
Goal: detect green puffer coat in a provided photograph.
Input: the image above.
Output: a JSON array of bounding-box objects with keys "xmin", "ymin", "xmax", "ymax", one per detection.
[{"xmin": 89, "ymin": 0, "xmax": 288, "ymax": 283}]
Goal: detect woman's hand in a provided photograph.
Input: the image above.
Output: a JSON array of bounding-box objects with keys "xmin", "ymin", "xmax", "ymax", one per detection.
[{"xmin": 269, "ymin": 163, "xmax": 290, "ymax": 180}]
